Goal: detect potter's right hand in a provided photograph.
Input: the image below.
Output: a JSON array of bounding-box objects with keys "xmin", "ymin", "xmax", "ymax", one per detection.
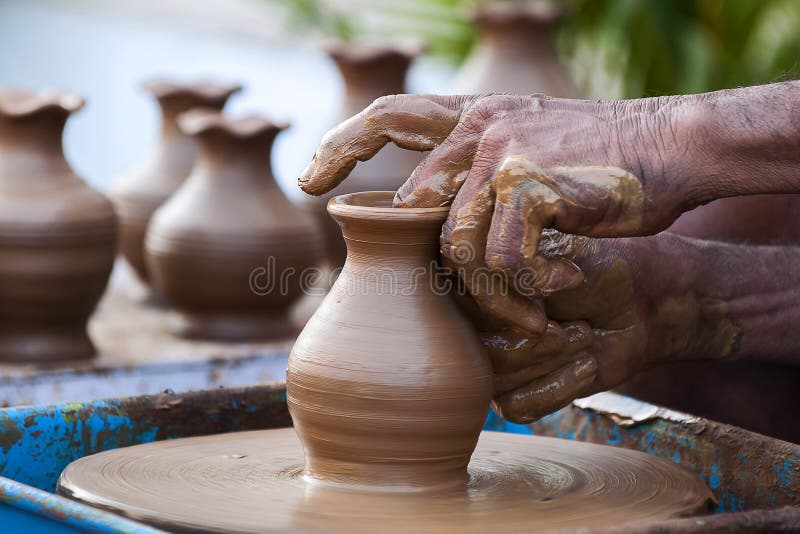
[
  {"xmin": 299, "ymin": 93, "xmax": 702, "ymax": 332},
  {"xmin": 485, "ymin": 229, "xmax": 761, "ymax": 424}
]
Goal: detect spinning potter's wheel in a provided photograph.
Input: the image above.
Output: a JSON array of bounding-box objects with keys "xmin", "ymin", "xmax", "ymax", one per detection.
[
  {"xmin": 58, "ymin": 428, "xmax": 713, "ymax": 533},
  {"xmin": 58, "ymin": 193, "xmax": 713, "ymax": 531}
]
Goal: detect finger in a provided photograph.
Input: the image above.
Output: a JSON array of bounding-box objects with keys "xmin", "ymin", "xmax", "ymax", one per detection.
[
  {"xmin": 393, "ymin": 124, "xmax": 480, "ymax": 208},
  {"xmin": 493, "ymin": 349, "xmax": 590, "ymax": 396},
  {"xmin": 485, "ymin": 157, "xmax": 583, "ymax": 294},
  {"xmin": 484, "ymin": 320, "xmax": 592, "ymax": 374},
  {"xmin": 510, "ymin": 255, "xmax": 584, "ymax": 297},
  {"xmin": 485, "ymin": 159, "xmax": 645, "ymax": 273},
  {"xmin": 443, "ymin": 175, "xmax": 546, "ymax": 335},
  {"xmin": 482, "ymin": 322, "xmax": 564, "ymax": 373},
  {"xmin": 440, "ymin": 125, "xmax": 509, "ymax": 262},
  {"xmin": 491, "ymin": 321, "xmax": 593, "ymax": 394},
  {"xmin": 299, "ymin": 94, "xmax": 471, "ymax": 195},
  {"xmin": 492, "ymin": 355, "xmax": 597, "ymax": 424},
  {"xmin": 393, "ymin": 93, "xmax": 518, "ymax": 208}
]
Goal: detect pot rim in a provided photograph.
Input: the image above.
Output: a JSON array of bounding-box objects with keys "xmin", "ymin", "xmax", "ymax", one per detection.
[
  {"xmin": 141, "ymin": 78, "xmax": 243, "ymax": 101},
  {"xmin": 178, "ymin": 109, "xmax": 289, "ymax": 138},
  {"xmin": 327, "ymin": 191, "xmax": 450, "ymax": 222},
  {"xmin": 0, "ymin": 88, "xmax": 84, "ymax": 118}
]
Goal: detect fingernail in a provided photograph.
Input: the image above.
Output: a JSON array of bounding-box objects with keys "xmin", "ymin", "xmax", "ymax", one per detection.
[
  {"xmin": 574, "ymin": 356, "xmax": 597, "ymax": 381},
  {"xmin": 392, "ymin": 189, "xmax": 406, "ymax": 207}
]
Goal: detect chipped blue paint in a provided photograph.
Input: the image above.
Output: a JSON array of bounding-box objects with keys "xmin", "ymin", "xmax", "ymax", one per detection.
[
  {"xmin": 0, "ymin": 384, "xmax": 292, "ymax": 531},
  {"xmin": 0, "ymin": 400, "xmax": 160, "ymax": 491},
  {"xmin": 778, "ymin": 461, "xmax": 794, "ymax": 487},
  {"xmin": 483, "ymin": 411, "xmax": 533, "ymax": 434},
  {"xmin": 709, "ymin": 463, "xmax": 722, "ymax": 490}
]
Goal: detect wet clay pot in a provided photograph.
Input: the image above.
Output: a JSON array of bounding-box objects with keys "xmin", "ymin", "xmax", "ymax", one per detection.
[
  {"xmin": 451, "ymin": 1, "xmax": 581, "ymax": 96},
  {"xmin": 110, "ymin": 79, "xmax": 241, "ymax": 285},
  {"xmin": 0, "ymin": 89, "xmax": 117, "ymax": 362},
  {"xmin": 145, "ymin": 110, "xmax": 322, "ymax": 341},
  {"xmin": 288, "ymin": 191, "xmax": 493, "ymax": 489},
  {"xmin": 302, "ymin": 41, "xmax": 426, "ymax": 268}
]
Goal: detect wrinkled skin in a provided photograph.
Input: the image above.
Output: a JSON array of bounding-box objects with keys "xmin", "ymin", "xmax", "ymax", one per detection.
[
  {"xmin": 300, "ymin": 93, "xmax": 697, "ymax": 334},
  {"xmin": 299, "ymin": 84, "xmax": 800, "ymax": 423}
]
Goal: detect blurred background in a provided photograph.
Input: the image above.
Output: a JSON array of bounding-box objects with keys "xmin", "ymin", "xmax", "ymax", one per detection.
[{"xmin": 1, "ymin": 0, "xmax": 798, "ymax": 197}]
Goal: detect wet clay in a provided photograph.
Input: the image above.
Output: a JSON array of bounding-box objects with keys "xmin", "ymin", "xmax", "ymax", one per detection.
[
  {"xmin": 145, "ymin": 110, "xmax": 321, "ymax": 341},
  {"xmin": 57, "ymin": 428, "xmax": 714, "ymax": 533},
  {"xmin": 110, "ymin": 79, "xmax": 241, "ymax": 285},
  {"xmin": 0, "ymin": 88, "xmax": 117, "ymax": 362},
  {"xmin": 289, "ymin": 192, "xmax": 493, "ymax": 489}
]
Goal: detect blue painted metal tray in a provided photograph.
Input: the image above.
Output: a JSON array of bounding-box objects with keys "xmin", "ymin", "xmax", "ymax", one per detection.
[{"xmin": 1, "ymin": 383, "xmax": 797, "ymax": 532}]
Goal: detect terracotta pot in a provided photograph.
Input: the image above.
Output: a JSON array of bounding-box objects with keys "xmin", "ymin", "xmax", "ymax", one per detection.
[
  {"xmin": 451, "ymin": 1, "xmax": 581, "ymax": 97},
  {"xmin": 288, "ymin": 191, "xmax": 492, "ymax": 490},
  {"xmin": 110, "ymin": 79, "xmax": 241, "ymax": 285},
  {"xmin": 0, "ymin": 89, "xmax": 117, "ymax": 362},
  {"xmin": 145, "ymin": 110, "xmax": 322, "ymax": 341},
  {"xmin": 301, "ymin": 41, "xmax": 426, "ymax": 269}
]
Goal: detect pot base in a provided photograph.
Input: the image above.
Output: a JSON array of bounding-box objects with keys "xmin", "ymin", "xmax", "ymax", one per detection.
[
  {"xmin": 170, "ymin": 311, "xmax": 296, "ymax": 342},
  {"xmin": 57, "ymin": 427, "xmax": 713, "ymax": 533},
  {"xmin": 0, "ymin": 330, "xmax": 95, "ymax": 363}
]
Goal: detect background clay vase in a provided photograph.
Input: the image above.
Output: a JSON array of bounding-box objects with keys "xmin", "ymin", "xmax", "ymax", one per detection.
[
  {"xmin": 301, "ymin": 40, "xmax": 426, "ymax": 269},
  {"xmin": 110, "ymin": 79, "xmax": 241, "ymax": 286},
  {"xmin": 291, "ymin": 41, "xmax": 425, "ymax": 328},
  {"xmin": 145, "ymin": 110, "xmax": 322, "ymax": 341},
  {"xmin": 0, "ymin": 88, "xmax": 117, "ymax": 362},
  {"xmin": 451, "ymin": 1, "xmax": 581, "ymax": 96},
  {"xmin": 288, "ymin": 191, "xmax": 492, "ymax": 489}
]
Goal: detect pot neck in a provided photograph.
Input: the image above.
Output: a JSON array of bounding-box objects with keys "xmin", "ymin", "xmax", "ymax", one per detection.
[
  {"xmin": 0, "ymin": 112, "xmax": 71, "ymax": 179},
  {"xmin": 328, "ymin": 192, "xmax": 448, "ymax": 277},
  {"xmin": 477, "ymin": 20, "xmax": 559, "ymax": 60},
  {"xmin": 192, "ymin": 131, "xmax": 279, "ymax": 188},
  {"xmin": 157, "ymin": 95, "xmax": 226, "ymax": 138},
  {"xmin": 330, "ymin": 52, "xmax": 413, "ymax": 114}
]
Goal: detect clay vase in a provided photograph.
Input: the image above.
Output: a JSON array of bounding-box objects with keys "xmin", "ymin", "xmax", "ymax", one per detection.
[
  {"xmin": 110, "ymin": 79, "xmax": 241, "ymax": 286},
  {"xmin": 451, "ymin": 1, "xmax": 581, "ymax": 97},
  {"xmin": 0, "ymin": 89, "xmax": 117, "ymax": 362},
  {"xmin": 145, "ymin": 110, "xmax": 322, "ymax": 341},
  {"xmin": 288, "ymin": 191, "xmax": 493, "ymax": 489},
  {"xmin": 302, "ymin": 40, "xmax": 426, "ymax": 269}
]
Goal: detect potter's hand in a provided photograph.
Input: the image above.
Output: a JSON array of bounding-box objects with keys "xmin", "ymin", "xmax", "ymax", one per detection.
[
  {"xmin": 300, "ymin": 84, "xmax": 800, "ymax": 335},
  {"xmin": 486, "ymin": 230, "xmax": 746, "ymax": 424},
  {"xmin": 299, "ymin": 93, "xmax": 699, "ymax": 333},
  {"xmin": 300, "ymin": 92, "xmax": 699, "ymax": 265},
  {"xmin": 300, "ymin": 94, "xmax": 666, "ymax": 332}
]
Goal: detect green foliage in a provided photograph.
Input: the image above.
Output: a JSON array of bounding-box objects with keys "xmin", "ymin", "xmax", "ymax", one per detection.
[
  {"xmin": 268, "ymin": 0, "xmax": 800, "ymax": 98},
  {"xmin": 264, "ymin": 0, "xmax": 358, "ymax": 40},
  {"xmin": 561, "ymin": 0, "xmax": 800, "ymax": 97}
]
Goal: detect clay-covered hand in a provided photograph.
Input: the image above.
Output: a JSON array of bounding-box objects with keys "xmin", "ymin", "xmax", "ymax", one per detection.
[
  {"xmin": 486, "ymin": 230, "xmax": 738, "ymax": 424},
  {"xmin": 299, "ymin": 93, "xmax": 701, "ymax": 333}
]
